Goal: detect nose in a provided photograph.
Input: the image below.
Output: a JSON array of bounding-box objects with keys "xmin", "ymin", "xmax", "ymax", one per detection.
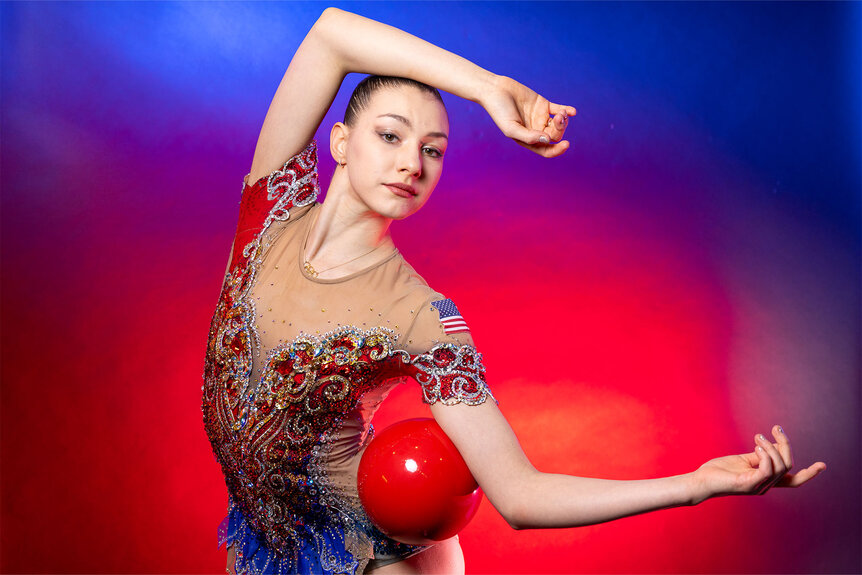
[{"xmin": 398, "ymin": 146, "xmax": 422, "ymax": 179}]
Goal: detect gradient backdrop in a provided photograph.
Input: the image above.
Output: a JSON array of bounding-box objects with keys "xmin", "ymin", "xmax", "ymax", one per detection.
[{"xmin": 2, "ymin": 2, "xmax": 859, "ymax": 574}]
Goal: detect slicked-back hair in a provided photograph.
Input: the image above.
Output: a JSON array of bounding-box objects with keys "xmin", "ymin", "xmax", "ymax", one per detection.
[{"xmin": 343, "ymin": 75, "xmax": 445, "ymax": 127}]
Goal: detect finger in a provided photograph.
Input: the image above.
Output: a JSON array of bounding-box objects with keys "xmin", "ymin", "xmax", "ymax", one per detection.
[
  {"xmin": 522, "ymin": 139, "xmax": 570, "ymax": 158},
  {"xmin": 777, "ymin": 462, "xmax": 827, "ymax": 487},
  {"xmin": 754, "ymin": 442, "xmax": 774, "ymax": 494},
  {"xmin": 741, "ymin": 450, "xmax": 760, "ymax": 467},
  {"xmin": 554, "ymin": 111, "xmax": 568, "ymax": 133},
  {"xmin": 514, "ymin": 138, "xmax": 570, "ymax": 158},
  {"xmin": 549, "ymin": 102, "xmax": 577, "ymax": 117},
  {"xmin": 757, "ymin": 433, "xmax": 787, "ymax": 484},
  {"xmin": 506, "ymin": 120, "xmax": 551, "ymax": 145},
  {"xmin": 545, "ymin": 109, "xmax": 572, "ymax": 137},
  {"xmin": 543, "ymin": 139, "xmax": 570, "ymax": 158},
  {"xmin": 543, "ymin": 112, "xmax": 568, "ymax": 143},
  {"xmin": 771, "ymin": 424, "xmax": 794, "ymax": 472}
]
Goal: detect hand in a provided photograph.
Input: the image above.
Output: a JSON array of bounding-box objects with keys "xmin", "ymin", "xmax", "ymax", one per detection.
[
  {"xmin": 691, "ymin": 425, "xmax": 826, "ymax": 504},
  {"xmin": 480, "ymin": 75, "xmax": 576, "ymax": 158}
]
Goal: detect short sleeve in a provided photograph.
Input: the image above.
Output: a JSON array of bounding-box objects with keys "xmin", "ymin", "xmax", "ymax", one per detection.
[
  {"xmin": 229, "ymin": 141, "xmax": 320, "ymax": 273},
  {"xmin": 399, "ymin": 294, "xmax": 498, "ymax": 407}
]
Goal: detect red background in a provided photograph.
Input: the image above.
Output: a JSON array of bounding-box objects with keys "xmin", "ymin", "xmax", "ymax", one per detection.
[{"xmin": 2, "ymin": 2, "xmax": 859, "ymax": 573}]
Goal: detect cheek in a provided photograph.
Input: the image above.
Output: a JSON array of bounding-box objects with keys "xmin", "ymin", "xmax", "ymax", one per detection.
[
  {"xmin": 347, "ymin": 144, "xmax": 382, "ymax": 187},
  {"xmin": 424, "ymin": 161, "xmax": 444, "ymax": 186}
]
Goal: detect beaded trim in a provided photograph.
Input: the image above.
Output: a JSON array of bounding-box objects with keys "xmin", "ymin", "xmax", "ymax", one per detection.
[
  {"xmin": 395, "ymin": 343, "xmax": 498, "ymax": 406},
  {"xmin": 240, "ymin": 142, "xmax": 320, "ymax": 262}
]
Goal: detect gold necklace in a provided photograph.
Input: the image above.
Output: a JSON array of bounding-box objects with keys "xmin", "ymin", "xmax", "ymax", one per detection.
[
  {"xmin": 303, "ymin": 210, "xmax": 389, "ymax": 278},
  {"xmin": 303, "ymin": 243, "xmax": 386, "ymax": 278}
]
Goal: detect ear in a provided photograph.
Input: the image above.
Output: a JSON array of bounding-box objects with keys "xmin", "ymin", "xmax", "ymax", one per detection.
[{"xmin": 330, "ymin": 122, "xmax": 349, "ymax": 166}]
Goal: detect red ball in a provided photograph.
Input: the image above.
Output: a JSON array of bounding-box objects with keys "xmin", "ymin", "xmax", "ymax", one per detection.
[{"xmin": 357, "ymin": 418, "xmax": 483, "ymax": 545}]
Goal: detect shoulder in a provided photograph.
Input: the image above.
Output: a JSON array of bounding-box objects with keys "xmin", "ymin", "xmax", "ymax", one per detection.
[
  {"xmin": 377, "ymin": 253, "xmax": 433, "ymax": 302},
  {"xmin": 361, "ymin": 252, "xmax": 476, "ymax": 352},
  {"xmin": 229, "ymin": 141, "xmax": 320, "ymax": 273},
  {"xmin": 393, "ymin": 282, "xmax": 495, "ymax": 407},
  {"xmin": 236, "ymin": 139, "xmax": 320, "ymax": 229},
  {"xmin": 241, "ymin": 139, "xmax": 319, "ymax": 203},
  {"xmin": 390, "ymin": 271, "xmax": 475, "ymax": 355},
  {"xmin": 384, "ymin": 256, "xmax": 456, "ymax": 317},
  {"xmin": 391, "ymin": 257, "xmax": 465, "ymax": 323}
]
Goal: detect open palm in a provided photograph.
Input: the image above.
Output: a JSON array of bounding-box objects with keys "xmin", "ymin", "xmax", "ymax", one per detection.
[{"xmin": 692, "ymin": 425, "xmax": 826, "ymax": 504}]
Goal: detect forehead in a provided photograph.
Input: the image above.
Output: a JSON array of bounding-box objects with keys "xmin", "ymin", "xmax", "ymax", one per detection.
[{"xmin": 361, "ymin": 86, "xmax": 449, "ymax": 134}]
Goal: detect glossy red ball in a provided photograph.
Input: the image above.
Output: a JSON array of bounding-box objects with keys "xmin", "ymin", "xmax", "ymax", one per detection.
[{"xmin": 357, "ymin": 418, "xmax": 483, "ymax": 545}]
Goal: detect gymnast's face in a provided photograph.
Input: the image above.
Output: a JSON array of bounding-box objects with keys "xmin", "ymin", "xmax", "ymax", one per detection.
[{"xmin": 333, "ymin": 85, "xmax": 449, "ymax": 220}]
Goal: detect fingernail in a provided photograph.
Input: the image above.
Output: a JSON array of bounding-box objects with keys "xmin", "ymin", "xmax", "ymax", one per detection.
[
  {"xmin": 756, "ymin": 446, "xmax": 764, "ymax": 452},
  {"xmin": 778, "ymin": 426, "xmax": 784, "ymax": 434},
  {"xmin": 539, "ymin": 135, "xmax": 550, "ymax": 144},
  {"xmin": 758, "ymin": 434, "xmax": 766, "ymax": 441}
]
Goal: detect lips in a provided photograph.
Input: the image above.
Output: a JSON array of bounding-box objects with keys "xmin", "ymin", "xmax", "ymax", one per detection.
[{"xmin": 385, "ymin": 183, "xmax": 416, "ymax": 197}]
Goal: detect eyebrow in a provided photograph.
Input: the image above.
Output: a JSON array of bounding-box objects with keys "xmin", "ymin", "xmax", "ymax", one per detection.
[{"xmin": 377, "ymin": 113, "xmax": 448, "ymax": 140}]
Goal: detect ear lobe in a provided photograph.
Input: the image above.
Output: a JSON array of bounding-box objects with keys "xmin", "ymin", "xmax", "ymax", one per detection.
[{"xmin": 330, "ymin": 122, "xmax": 349, "ymax": 166}]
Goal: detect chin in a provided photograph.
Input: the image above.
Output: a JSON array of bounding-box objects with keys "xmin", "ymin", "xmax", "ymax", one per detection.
[
  {"xmin": 381, "ymin": 208, "xmax": 415, "ymax": 221},
  {"xmin": 374, "ymin": 199, "xmax": 421, "ymax": 221}
]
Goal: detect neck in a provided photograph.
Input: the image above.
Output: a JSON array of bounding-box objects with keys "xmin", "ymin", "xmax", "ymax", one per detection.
[{"xmin": 305, "ymin": 171, "xmax": 395, "ymax": 270}]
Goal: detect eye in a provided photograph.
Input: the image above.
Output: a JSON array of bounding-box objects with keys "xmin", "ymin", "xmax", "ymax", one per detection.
[
  {"xmin": 379, "ymin": 132, "xmax": 399, "ymax": 143},
  {"xmin": 422, "ymin": 146, "xmax": 443, "ymax": 158}
]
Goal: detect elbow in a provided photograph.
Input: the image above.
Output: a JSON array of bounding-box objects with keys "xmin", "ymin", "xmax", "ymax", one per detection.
[
  {"xmin": 310, "ymin": 7, "xmax": 351, "ymax": 71},
  {"xmin": 503, "ymin": 503, "xmax": 527, "ymax": 531},
  {"xmin": 316, "ymin": 7, "xmax": 349, "ymax": 33},
  {"xmin": 311, "ymin": 7, "xmax": 340, "ymax": 39},
  {"xmin": 318, "ymin": 6, "xmax": 341, "ymax": 21},
  {"xmin": 492, "ymin": 466, "xmax": 540, "ymax": 531},
  {"xmin": 314, "ymin": 7, "xmax": 334, "ymax": 31},
  {"xmin": 503, "ymin": 511, "xmax": 519, "ymax": 531},
  {"xmin": 483, "ymin": 490, "xmax": 526, "ymax": 530},
  {"xmin": 498, "ymin": 489, "xmax": 531, "ymax": 531}
]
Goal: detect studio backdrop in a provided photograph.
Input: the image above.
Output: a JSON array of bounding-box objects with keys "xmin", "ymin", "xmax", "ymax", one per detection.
[{"xmin": 1, "ymin": 2, "xmax": 859, "ymax": 573}]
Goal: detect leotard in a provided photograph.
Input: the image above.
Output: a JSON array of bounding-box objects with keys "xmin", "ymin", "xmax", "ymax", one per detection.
[{"xmin": 202, "ymin": 140, "xmax": 497, "ymax": 574}]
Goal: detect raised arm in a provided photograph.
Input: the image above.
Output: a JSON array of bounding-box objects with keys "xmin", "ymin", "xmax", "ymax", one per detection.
[
  {"xmin": 248, "ymin": 7, "xmax": 576, "ymax": 183},
  {"xmin": 431, "ymin": 400, "xmax": 826, "ymax": 530}
]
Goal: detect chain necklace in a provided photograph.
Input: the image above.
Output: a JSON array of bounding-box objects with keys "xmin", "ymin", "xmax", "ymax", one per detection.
[
  {"xmin": 303, "ymin": 243, "xmax": 387, "ymax": 278},
  {"xmin": 303, "ymin": 210, "xmax": 389, "ymax": 278}
]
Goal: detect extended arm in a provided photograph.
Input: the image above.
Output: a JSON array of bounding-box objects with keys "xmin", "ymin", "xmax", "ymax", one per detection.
[
  {"xmin": 248, "ymin": 7, "xmax": 575, "ymax": 183},
  {"xmin": 431, "ymin": 400, "xmax": 826, "ymax": 530}
]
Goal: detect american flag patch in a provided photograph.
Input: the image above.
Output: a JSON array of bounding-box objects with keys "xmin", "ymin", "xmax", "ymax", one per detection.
[{"xmin": 431, "ymin": 299, "xmax": 470, "ymax": 335}]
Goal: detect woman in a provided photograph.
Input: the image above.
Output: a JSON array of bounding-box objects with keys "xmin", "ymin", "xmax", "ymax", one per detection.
[{"xmin": 201, "ymin": 8, "xmax": 826, "ymax": 575}]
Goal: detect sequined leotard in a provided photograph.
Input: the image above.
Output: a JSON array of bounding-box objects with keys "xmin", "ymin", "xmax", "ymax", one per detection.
[{"xmin": 202, "ymin": 140, "xmax": 497, "ymax": 574}]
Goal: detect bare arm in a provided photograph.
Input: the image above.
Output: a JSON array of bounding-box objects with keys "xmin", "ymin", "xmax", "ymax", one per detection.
[
  {"xmin": 431, "ymin": 400, "xmax": 826, "ymax": 530},
  {"xmin": 248, "ymin": 7, "xmax": 575, "ymax": 183}
]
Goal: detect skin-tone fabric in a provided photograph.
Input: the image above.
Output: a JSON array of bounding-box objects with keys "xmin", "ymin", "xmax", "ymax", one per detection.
[
  {"xmin": 209, "ymin": 141, "xmax": 492, "ymax": 573},
  {"xmin": 251, "ymin": 198, "xmax": 479, "ymax": 522}
]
